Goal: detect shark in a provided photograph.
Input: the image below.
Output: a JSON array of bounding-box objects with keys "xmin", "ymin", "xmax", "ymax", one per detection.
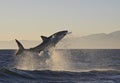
[{"xmin": 15, "ymin": 30, "xmax": 69, "ymax": 56}]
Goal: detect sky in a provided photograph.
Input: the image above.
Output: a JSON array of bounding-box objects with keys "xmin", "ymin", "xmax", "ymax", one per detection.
[{"xmin": 0, "ymin": 0, "xmax": 120, "ymax": 41}]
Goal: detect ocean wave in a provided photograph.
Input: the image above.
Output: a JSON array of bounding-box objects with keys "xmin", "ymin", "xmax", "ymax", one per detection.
[
  {"xmin": 0, "ymin": 68, "xmax": 120, "ymax": 83},
  {"xmin": 0, "ymin": 49, "xmax": 120, "ymax": 83}
]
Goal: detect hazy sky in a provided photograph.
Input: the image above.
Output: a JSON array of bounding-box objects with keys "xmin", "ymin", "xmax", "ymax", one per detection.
[{"xmin": 0, "ymin": 0, "xmax": 120, "ymax": 41}]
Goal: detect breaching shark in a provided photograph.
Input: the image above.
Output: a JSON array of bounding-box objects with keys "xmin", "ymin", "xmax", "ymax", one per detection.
[{"xmin": 15, "ymin": 30, "xmax": 69, "ymax": 56}]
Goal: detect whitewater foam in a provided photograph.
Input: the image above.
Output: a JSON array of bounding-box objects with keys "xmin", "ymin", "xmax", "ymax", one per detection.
[{"xmin": 15, "ymin": 47, "xmax": 72, "ymax": 71}]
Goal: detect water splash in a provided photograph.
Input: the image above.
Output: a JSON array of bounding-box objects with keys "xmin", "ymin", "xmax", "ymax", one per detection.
[
  {"xmin": 15, "ymin": 51, "xmax": 39, "ymax": 70},
  {"xmin": 46, "ymin": 49, "xmax": 70, "ymax": 71},
  {"xmin": 15, "ymin": 48, "xmax": 71, "ymax": 71}
]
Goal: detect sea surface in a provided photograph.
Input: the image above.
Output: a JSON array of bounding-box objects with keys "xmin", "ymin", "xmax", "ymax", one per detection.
[{"xmin": 0, "ymin": 49, "xmax": 120, "ymax": 83}]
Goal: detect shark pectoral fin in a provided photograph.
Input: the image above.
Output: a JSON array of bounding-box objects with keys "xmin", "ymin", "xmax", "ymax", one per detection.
[
  {"xmin": 15, "ymin": 39, "xmax": 24, "ymax": 56},
  {"xmin": 41, "ymin": 36, "xmax": 48, "ymax": 41}
]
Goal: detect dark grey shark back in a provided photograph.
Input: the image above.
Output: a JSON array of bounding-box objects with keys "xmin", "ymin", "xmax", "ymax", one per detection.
[
  {"xmin": 30, "ymin": 30, "xmax": 68, "ymax": 52},
  {"xmin": 29, "ymin": 36, "xmax": 49, "ymax": 52}
]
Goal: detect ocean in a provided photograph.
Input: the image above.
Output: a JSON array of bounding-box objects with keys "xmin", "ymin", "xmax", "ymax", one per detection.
[{"xmin": 0, "ymin": 49, "xmax": 120, "ymax": 83}]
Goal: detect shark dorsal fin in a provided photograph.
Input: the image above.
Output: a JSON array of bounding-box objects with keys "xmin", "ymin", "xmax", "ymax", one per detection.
[{"xmin": 41, "ymin": 36, "xmax": 48, "ymax": 41}]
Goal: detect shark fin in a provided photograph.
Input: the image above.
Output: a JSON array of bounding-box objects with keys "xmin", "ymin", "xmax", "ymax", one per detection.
[
  {"xmin": 15, "ymin": 39, "xmax": 24, "ymax": 56},
  {"xmin": 41, "ymin": 36, "xmax": 48, "ymax": 41}
]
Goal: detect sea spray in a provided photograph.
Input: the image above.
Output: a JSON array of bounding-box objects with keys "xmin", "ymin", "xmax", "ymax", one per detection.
[
  {"xmin": 39, "ymin": 47, "xmax": 71, "ymax": 70},
  {"xmin": 46, "ymin": 49, "xmax": 71, "ymax": 71},
  {"xmin": 36, "ymin": 47, "xmax": 71, "ymax": 70},
  {"xmin": 14, "ymin": 49, "xmax": 72, "ymax": 71},
  {"xmin": 15, "ymin": 51, "xmax": 39, "ymax": 70}
]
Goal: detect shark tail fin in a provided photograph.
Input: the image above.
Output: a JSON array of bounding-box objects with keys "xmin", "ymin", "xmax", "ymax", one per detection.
[{"xmin": 15, "ymin": 39, "xmax": 24, "ymax": 56}]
